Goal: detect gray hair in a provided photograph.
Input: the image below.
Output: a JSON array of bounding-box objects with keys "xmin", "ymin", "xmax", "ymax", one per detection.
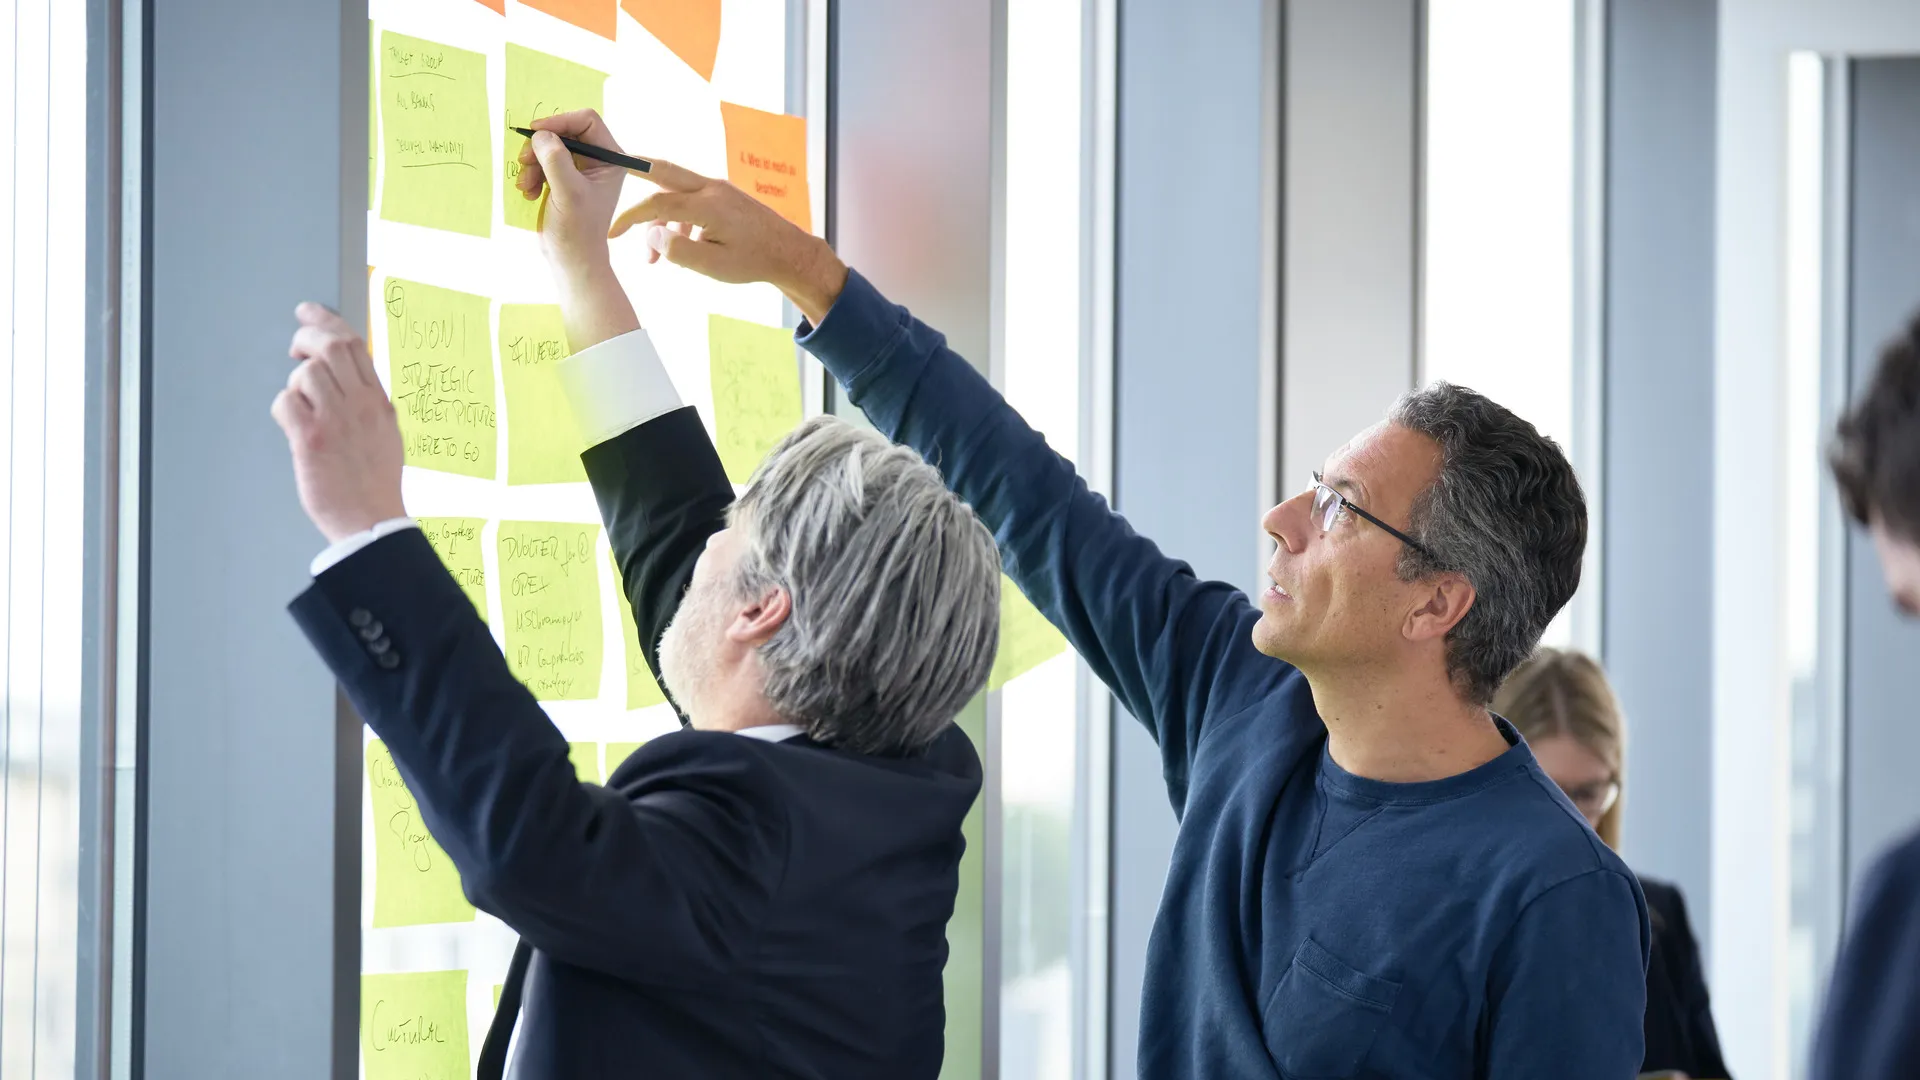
[
  {"xmin": 1388, "ymin": 382, "xmax": 1587, "ymax": 705},
  {"xmin": 728, "ymin": 416, "xmax": 1001, "ymax": 756}
]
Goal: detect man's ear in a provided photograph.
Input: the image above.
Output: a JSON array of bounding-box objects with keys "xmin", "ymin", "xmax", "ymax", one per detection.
[
  {"xmin": 1403, "ymin": 572, "xmax": 1475, "ymax": 643},
  {"xmin": 727, "ymin": 585, "xmax": 792, "ymax": 646}
]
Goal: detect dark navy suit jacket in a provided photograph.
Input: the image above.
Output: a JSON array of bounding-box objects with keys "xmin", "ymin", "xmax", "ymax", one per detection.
[{"xmin": 290, "ymin": 406, "xmax": 981, "ymax": 1079}]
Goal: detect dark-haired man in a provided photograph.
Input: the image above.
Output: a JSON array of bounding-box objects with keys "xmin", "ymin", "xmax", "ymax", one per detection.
[
  {"xmin": 1811, "ymin": 315, "xmax": 1920, "ymax": 1080},
  {"xmin": 517, "ymin": 110, "xmax": 1650, "ymax": 1078}
]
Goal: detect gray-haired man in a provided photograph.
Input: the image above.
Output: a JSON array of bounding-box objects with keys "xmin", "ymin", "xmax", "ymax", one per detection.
[
  {"xmin": 274, "ymin": 278, "xmax": 1000, "ymax": 1073},
  {"xmin": 516, "ymin": 107, "xmax": 1653, "ymax": 1079}
]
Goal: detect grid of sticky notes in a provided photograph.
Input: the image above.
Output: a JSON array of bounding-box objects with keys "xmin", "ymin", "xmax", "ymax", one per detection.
[
  {"xmin": 364, "ymin": 1, "xmax": 811, "ymax": 1074},
  {"xmin": 372, "ymin": 13, "xmax": 812, "ymax": 240}
]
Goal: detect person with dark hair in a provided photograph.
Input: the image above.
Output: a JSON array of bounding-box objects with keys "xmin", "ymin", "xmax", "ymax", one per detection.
[
  {"xmin": 1811, "ymin": 316, "xmax": 1920, "ymax": 1080},
  {"xmin": 515, "ymin": 111, "xmax": 1650, "ymax": 1078}
]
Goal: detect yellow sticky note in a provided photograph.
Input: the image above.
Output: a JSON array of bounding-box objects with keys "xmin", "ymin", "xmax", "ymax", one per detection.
[
  {"xmin": 708, "ymin": 314, "xmax": 804, "ymax": 484},
  {"xmin": 385, "ymin": 277, "xmax": 497, "ymax": 479},
  {"xmin": 499, "ymin": 522, "xmax": 605, "ymax": 701},
  {"xmin": 988, "ymin": 575, "xmax": 1068, "ymax": 691},
  {"xmin": 500, "ymin": 304, "xmax": 587, "ymax": 485},
  {"xmin": 568, "ymin": 742, "xmax": 602, "ymax": 784},
  {"xmin": 606, "ymin": 741, "xmax": 648, "ymax": 777},
  {"xmin": 418, "ymin": 517, "xmax": 488, "ymax": 621},
  {"xmin": 504, "ymin": 46, "xmax": 607, "ymax": 232},
  {"xmin": 361, "ymin": 970, "xmax": 470, "ymax": 1080},
  {"xmin": 623, "ymin": 0, "xmax": 722, "ymax": 81},
  {"xmin": 368, "ymin": 21, "xmax": 377, "ymax": 204},
  {"xmin": 492, "ymin": 983, "xmax": 503, "ymax": 1009},
  {"xmin": 720, "ymin": 102, "xmax": 812, "ymax": 232},
  {"xmin": 609, "ymin": 551, "xmax": 669, "ymax": 710},
  {"xmin": 367, "ymin": 741, "xmax": 475, "ymax": 928},
  {"xmin": 379, "ymin": 31, "xmax": 491, "ymax": 237}
]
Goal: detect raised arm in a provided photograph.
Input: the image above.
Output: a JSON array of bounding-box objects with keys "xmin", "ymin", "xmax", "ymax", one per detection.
[
  {"xmin": 271, "ymin": 304, "xmax": 775, "ymax": 983},
  {"xmin": 599, "ymin": 155, "xmax": 1292, "ymax": 797},
  {"xmin": 519, "ymin": 112, "xmax": 736, "ymax": 702}
]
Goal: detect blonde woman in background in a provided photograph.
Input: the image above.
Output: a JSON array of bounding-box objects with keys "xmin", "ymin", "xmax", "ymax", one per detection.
[{"xmin": 1495, "ymin": 649, "xmax": 1730, "ymax": 1080}]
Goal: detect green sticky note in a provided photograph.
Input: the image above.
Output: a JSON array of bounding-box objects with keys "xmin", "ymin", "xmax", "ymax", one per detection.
[
  {"xmin": 503, "ymin": 44, "xmax": 607, "ymax": 232},
  {"xmin": 606, "ymin": 741, "xmax": 648, "ymax": 777},
  {"xmin": 499, "ymin": 521, "xmax": 605, "ymax": 701},
  {"xmin": 418, "ymin": 517, "xmax": 488, "ymax": 621},
  {"xmin": 500, "ymin": 304, "xmax": 587, "ymax": 485},
  {"xmin": 708, "ymin": 314, "xmax": 804, "ymax": 484},
  {"xmin": 385, "ymin": 277, "xmax": 498, "ymax": 479},
  {"xmin": 379, "ymin": 31, "xmax": 491, "ymax": 237},
  {"xmin": 361, "ymin": 970, "xmax": 470, "ymax": 1080},
  {"xmin": 609, "ymin": 551, "xmax": 669, "ymax": 710},
  {"xmin": 568, "ymin": 741, "xmax": 602, "ymax": 784},
  {"xmin": 988, "ymin": 575, "xmax": 1068, "ymax": 691},
  {"xmin": 368, "ymin": 21, "xmax": 378, "ymax": 204},
  {"xmin": 367, "ymin": 741, "xmax": 475, "ymax": 928}
]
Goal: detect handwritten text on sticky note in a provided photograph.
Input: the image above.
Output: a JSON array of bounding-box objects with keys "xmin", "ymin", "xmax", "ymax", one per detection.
[
  {"xmin": 623, "ymin": 0, "xmax": 722, "ymax": 80},
  {"xmin": 367, "ymin": 741, "xmax": 475, "ymax": 928},
  {"xmin": 418, "ymin": 517, "xmax": 488, "ymax": 621},
  {"xmin": 503, "ymin": 46, "xmax": 607, "ymax": 232},
  {"xmin": 989, "ymin": 575, "xmax": 1069, "ymax": 691},
  {"xmin": 499, "ymin": 521, "xmax": 605, "ymax": 701},
  {"xmin": 362, "ymin": 970, "xmax": 471, "ymax": 1080},
  {"xmin": 708, "ymin": 314, "xmax": 804, "ymax": 485},
  {"xmin": 500, "ymin": 304, "xmax": 587, "ymax": 485},
  {"xmin": 385, "ymin": 278, "xmax": 497, "ymax": 480},
  {"xmin": 720, "ymin": 102, "xmax": 812, "ymax": 232},
  {"xmin": 379, "ymin": 32, "xmax": 491, "ymax": 237}
]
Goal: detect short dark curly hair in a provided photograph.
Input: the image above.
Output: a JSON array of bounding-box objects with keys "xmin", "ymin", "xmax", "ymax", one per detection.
[
  {"xmin": 1831, "ymin": 315, "xmax": 1920, "ymax": 542},
  {"xmin": 1390, "ymin": 383, "xmax": 1588, "ymax": 706}
]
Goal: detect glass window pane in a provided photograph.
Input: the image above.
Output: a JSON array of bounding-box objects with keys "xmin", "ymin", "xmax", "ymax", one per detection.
[
  {"xmin": 1422, "ymin": 0, "xmax": 1579, "ymax": 646},
  {"xmin": 1000, "ymin": 0, "xmax": 1086, "ymax": 1078},
  {"xmin": 0, "ymin": 0, "xmax": 91, "ymax": 1073},
  {"xmin": 360, "ymin": 4, "xmax": 813, "ymax": 1074}
]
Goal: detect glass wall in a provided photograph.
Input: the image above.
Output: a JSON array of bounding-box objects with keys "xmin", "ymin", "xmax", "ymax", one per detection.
[
  {"xmin": 999, "ymin": 0, "xmax": 1111, "ymax": 1078},
  {"xmin": 361, "ymin": 2, "xmax": 815, "ymax": 1074},
  {"xmin": 0, "ymin": 0, "xmax": 92, "ymax": 1074},
  {"xmin": 1422, "ymin": 0, "xmax": 1588, "ymax": 648},
  {"xmin": 999, "ymin": 0, "xmax": 1084, "ymax": 1075}
]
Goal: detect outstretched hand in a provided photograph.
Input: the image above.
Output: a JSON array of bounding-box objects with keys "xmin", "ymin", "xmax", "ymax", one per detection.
[
  {"xmin": 607, "ymin": 155, "xmax": 848, "ymax": 323},
  {"xmin": 515, "ymin": 108, "xmax": 847, "ymax": 323},
  {"xmin": 272, "ymin": 304, "xmax": 406, "ymax": 544}
]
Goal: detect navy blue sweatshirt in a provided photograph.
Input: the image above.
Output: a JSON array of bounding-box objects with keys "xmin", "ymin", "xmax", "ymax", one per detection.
[
  {"xmin": 800, "ymin": 270, "xmax": 1652, "ymax": 1079},
  {"xmin": 1811, "ymin": 826, "xmax": 1920, "ymax": 1080}
]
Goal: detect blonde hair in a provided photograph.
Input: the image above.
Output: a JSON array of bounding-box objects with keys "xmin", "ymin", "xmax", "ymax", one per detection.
[{"xmin": 1492, "ymin": 647, "xmax": 1625, "ymax": 849}]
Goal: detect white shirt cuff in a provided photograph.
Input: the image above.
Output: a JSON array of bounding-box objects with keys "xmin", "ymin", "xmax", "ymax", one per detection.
[
  {"xmin": 311, "ymin": 518, "xmax": 420, "ymax": 577},
  {"xmin": 557, "ymin": 328, "xmax": 683, "ymax": 447}
]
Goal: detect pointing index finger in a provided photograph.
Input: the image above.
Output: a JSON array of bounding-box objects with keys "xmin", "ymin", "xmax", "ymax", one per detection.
[{"xmin": 640, "ymin": 158, "xmax": 707, "ymax": 193}]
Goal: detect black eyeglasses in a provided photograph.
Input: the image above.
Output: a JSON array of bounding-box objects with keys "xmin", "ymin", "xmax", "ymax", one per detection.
[{"xmin": 1310, "ymin": 472, "xmax": 1433, "ymax": 558}]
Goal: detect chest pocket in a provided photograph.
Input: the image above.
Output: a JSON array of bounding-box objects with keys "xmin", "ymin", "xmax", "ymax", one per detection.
[{"xmin": 1261, "ymin": 937, "xmax": 1402, "ymax": 1080}]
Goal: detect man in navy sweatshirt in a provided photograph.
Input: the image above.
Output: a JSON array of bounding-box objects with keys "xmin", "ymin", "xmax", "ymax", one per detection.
[
  {"xmin": 519, "ymin": 111, "xmax": 1651, "ymax": 1079},
  {"xmin": 1811, "ymin": 314, "xmax": 1920, "ymax": 1080}
]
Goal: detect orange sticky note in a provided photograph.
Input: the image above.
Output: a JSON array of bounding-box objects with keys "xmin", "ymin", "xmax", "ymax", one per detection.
[
  {"xmin": 720, "ymin": 103, "xmax": 811, "ymax": 233},
  {"xmin": 522, "ymin": 0, "xmax": 617, "ymax": 40},
  {"xmin": 622, "ymin": 0, "xmax": 721, "ymax": 81},
  {"xmin": 471, "ymin": 0, "xmax": 505, "ymax": 11}
]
